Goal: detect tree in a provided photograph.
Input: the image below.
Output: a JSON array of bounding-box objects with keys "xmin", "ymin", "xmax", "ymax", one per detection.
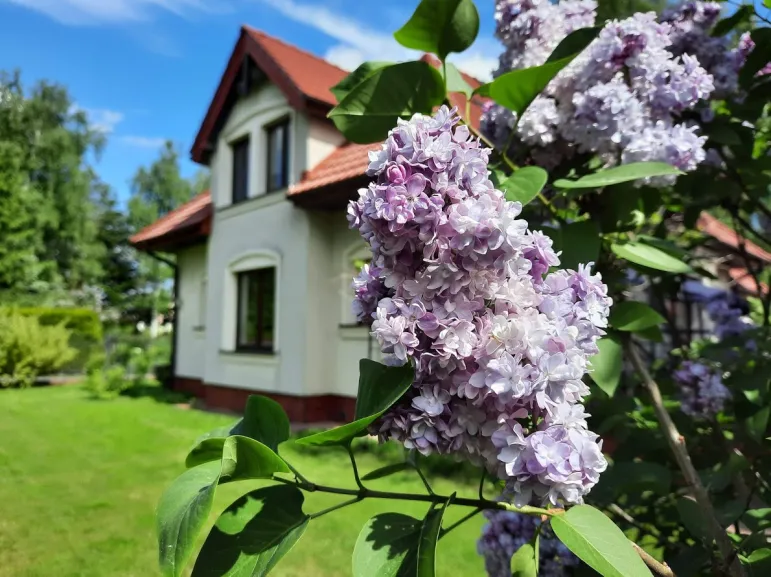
[{"xmin": 127, "ymin": 141, "xmax": 194, "ymax": 331}]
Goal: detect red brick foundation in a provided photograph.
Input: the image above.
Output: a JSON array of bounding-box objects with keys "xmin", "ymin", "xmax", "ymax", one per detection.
[{"xmin": 173, "ymin": 377, "xmax": 356, "ymax": 423}]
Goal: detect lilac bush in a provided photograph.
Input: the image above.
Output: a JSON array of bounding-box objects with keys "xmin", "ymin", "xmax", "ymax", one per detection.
[
  {"xmin": 348, "ymin": 105, "xmax": 610, "ymax": 506},
  {"xmin": 673, "ymin": 360, "xmax": 731, "ymax": 419}
]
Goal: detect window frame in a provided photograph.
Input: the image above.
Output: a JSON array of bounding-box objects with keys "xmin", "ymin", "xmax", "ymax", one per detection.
[
  {"xmin": 235, "ymin": 267, "xmax": 276, "ymax": 354},
  {"xmin": 231, "ymin": 135, "xmax": 250, "ymax": 204},
  {"xmin": 265, "ymin": 117, "xmax": 290, "ymax": 193}
]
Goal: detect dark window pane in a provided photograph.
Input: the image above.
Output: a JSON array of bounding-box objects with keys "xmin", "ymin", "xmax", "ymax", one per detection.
[
  {"xmin": 236, "ymin": 268, "xmax": 276, "ymax": 352},
  {"xmin": 266, "ymin": 120, "xmax": 289, "ymax": 191},
  {"xmin": 232, "ymin": 137, "xmax": 249, "ymax": 203}
]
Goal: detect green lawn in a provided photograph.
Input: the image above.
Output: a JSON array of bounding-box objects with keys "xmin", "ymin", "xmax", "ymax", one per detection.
[{"xmin": 0, "ymin": 386, "xmax": 487, "ymax": 577}]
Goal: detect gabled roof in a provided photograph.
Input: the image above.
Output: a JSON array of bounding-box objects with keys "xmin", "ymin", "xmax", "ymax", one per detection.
[
  {"xmin": 697, "ymin": 212, "xmax": 771, "ymax": 263},
  {"xmin": 191, "ymin": 26, "xmax": 349, "ymax": 164}
]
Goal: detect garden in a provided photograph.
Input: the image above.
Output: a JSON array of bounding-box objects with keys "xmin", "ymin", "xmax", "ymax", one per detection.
[{"xmin": 2, "ymin": 0, "xmax": 771, "ymax": 576}]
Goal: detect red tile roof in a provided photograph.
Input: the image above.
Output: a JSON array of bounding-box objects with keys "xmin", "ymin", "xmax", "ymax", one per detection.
[
  {"xmin": 727, "ymin": 267, "xmax": 768, "ymax": 295},
  {"xmin": 290, "ymin": 142, "xmax": 378, "ymax": 195},
  {"xmin": 697, "ymin": 212, "xmax": 771, "ymax": 263},
  {"xmin": 130, "ymin": 191, "xmax": 212, "ymax": 250}
]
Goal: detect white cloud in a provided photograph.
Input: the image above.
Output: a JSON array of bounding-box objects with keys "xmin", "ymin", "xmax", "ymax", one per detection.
[
  {"xmin": 119, "ymin": 136, "xmax": 168, "ymax": 148},
  {"xmin": 3, "ymin": 0, "xmax": 225, "ymax": 25},
  {"xmin": 256, "ymin": 0, "xmax": 497, "ymax": 80},
  {"xmin": 75, "ymin": 107, "xmax": 125, "ymax": 133}
]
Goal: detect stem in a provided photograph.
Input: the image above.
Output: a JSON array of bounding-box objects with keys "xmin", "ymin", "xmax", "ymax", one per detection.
[
  {"xmin": 632, "ymin": 543, "xmax": 676, "ymax": 577},
  {"xmin": 626, "ymin": 341, "xmax": 745, "ymax": 577},
  {"xmin": 412, "ymin": 461, "xmax": 434, "ymax": 495},
  {"xmin": 309, "ymin": 496, "xmax": 362, "ymax": 520},
  {"xmin": 439, "ymin": 508, "xmax": 482, "ymax": 539},
  {"xmin": 607, "ymin": 503, "xmax": 661, "ymax": 538},
  {"xmin": 478, "ymin": 471, "xmax": 487, "ymax": 501},
  {"xmin": 347, "ymin": 445, "xmax": 365, "ymax": 490}
]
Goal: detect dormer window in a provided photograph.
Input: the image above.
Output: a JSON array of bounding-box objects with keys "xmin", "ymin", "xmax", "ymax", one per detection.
[
  {"xmin": 266, "ymin": 118, "xmax": 289, "ymax": 192},
  {"xmin": 231, "ymin": 136, "xmax": 250, "ymax": 203}
]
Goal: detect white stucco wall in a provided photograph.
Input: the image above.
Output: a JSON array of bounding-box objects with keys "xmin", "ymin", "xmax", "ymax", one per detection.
[
  {"xmin": 175, "ymin": 243, "xmax": 208, "ymax": 379},
  {"xmin": 306, "ymin": 119, "xmax": 345, "ymax": 171}
]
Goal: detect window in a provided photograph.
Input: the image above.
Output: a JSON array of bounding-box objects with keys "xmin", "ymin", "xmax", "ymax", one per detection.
[
  {"xmin": 232, "ymin": 136, "xmax": 249, "ymax": 203},
  {"xmin": 266, "ymin": 119, "xmax": 290, "ymax": 192},
  {"xmin": 236, "ymin": 268, "xmax": 276, "ymax": 352}
]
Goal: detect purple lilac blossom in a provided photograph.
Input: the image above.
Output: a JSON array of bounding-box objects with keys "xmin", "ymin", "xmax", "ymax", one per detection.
[
  {"xmin": 477, "ymin": 508, "xmax": 579, "ymax": 577},
  {"xmin": 673, "ymin": 360, "xmax": 731, "ymax": 419},
  {"xmin": 349, "ymin": 106, "xmax": 610, "ymax": 506},
  {"xmin": 482, "ymin": 1, "xmax": 740, "ymax": 185}
]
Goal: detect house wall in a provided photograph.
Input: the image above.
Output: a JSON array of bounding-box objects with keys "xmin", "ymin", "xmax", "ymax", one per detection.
[
  {"xmin": 175, "ymin": 243, "xmax": 208, "ymax": 380},
  {"xmin": 306, "ymin": 119, "xmax": 345, "ymax": 172}
]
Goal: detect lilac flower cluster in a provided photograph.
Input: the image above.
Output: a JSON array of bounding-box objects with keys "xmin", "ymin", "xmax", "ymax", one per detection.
[
  {"xmin": 704, "ymin": 291, "xmax": 754, "ymax": 341},
  {"xmin": 477, "ymin": 509, "xmax": 578, "ymax": 577},
  {"xmin": 348, "ymin": 106, "xmax": 610, "ymax": 506},
  {"xmin": 482, "ymin": 1, "xmax": 756, "ymax": 184},
  {"xmin": 673, "ymin": 360, "xmax": 730, "ymax": 419}
]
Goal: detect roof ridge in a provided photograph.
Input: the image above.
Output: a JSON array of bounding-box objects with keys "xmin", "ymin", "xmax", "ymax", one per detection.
[{"xmin": 241, "ymin": 24, "xmax": 349, "ymax": 76}]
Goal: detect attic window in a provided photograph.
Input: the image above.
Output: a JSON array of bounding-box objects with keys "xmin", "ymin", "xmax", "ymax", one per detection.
[
  {"xmin": 231, "ymin": 136, "xmax": 250, "ymax": 204},
  {"xmin": 266, "ymin": 118, "xmax": 290, "ymax": 192}
]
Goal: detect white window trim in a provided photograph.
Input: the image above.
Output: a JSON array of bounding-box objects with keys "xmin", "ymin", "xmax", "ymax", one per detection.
[{"xmin": 222, "ymin": 249, "xmax": 281, "ymax": 354}]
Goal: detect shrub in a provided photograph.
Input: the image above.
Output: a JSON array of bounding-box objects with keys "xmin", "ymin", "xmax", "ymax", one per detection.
[
  {"xmin": 0, "ymin": 313, "xmax": 77, "ymax": 387},
  {"xmin": 13, "ymin": 307, "xmax": 103, "ymax": 373},
  {"xmin": 83, "ymin": 366, "xmax": 129, "ymax": 400}
]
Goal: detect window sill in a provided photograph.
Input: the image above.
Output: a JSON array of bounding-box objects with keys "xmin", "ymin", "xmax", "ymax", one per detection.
[
  {"xmin": 338, "ymin": 324, "xmax": 372, "ymax": 341},
  {"xmin": 193, "ymin": 325, "xmax": 206, "ymax": 332},
  {"xmin": 217, "ymin": 190, "xmax": 287, "ymax": 219},
  {"xmin": 219, "ymin": 349, "xmax": 279, "ymax": 366}
]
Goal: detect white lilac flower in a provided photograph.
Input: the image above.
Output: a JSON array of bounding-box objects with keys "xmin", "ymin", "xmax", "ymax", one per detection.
[
  {"xmin": 674, "ymin": 360, "xmax": 731, "ymax": 419},
  {"xmin": 350, "ymin": 106, "xmax": 610, "ymax": 506},
  {"xmin": 477, "ymin": 508, "xmax": 579, "ymax": 577}
]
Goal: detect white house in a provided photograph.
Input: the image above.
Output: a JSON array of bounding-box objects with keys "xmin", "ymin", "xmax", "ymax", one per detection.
[{"xmin": 130, "ymin": 26, "xmax": 483, "ymax": 421}]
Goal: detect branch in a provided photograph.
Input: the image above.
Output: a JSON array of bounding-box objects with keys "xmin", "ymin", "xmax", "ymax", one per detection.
[{"xmin": 626, "ymin": 342, "xmax": 745, "ymax": 577}]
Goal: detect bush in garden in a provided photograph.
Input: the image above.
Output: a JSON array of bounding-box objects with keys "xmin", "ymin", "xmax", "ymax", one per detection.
[
  {"xmin": 83, "ymin": 365, "xmax": 130, "ymax": 400},
  {"xmin": 156, "ymin": 1, "xmax": 771, "ymax": 576},
  {"xmin": 0, "ymin": 313, "xmax": 76, "ymax": 387}
]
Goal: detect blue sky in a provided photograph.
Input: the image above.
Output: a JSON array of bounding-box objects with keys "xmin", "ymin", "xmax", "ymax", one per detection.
[{"xmin": 0, "ymin": 0, "xmax": 499, "ymax": 205}]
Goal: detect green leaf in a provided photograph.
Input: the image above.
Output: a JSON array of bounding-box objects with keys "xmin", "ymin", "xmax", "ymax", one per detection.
[
  {"xmin": 232, "ymin": 395, "xmax": 291, "ymax": 453},
  {"xmin": 329, "ymin": 62, "xmax": 445, "ymax": 144},
  {"xmin": 635, "ymin": 325, "xmax": 663, "ymax": 343},
  {"xmin": 478, "ymin": 56, "xmax": 574, "ymax": 115},
  {"xmin": 185, "ymin": 395, "xmax": 290, "ymax": 467},
  {"xmin": 676, "ymin": 497, "xmax": 710, "ymax": 542},
  {"xmin": 609, "ymin": 301, "xmax": 665, "ymax": 332},
  {"xmin": 745, "ymin": 406, "xmax": 770, "ymax": 442},
  {"xmin": 393, "ymin": 0, "xmax": 479, "ymax": 61},
  {"xmin": 191, "ymin": 485, "xmax": 309, "ymax": 577},
  {"xmin": 220, "ymin": 435, "xmax": 290, "ymax": 481},
  {"xmin": 362, "ymin": 462, "xmax": 411, "ymax": 481},
  {"xmin": 444, "ymin": 62, "xmax": 473, "ymax": 98},
  {"xmin": 744, "ymin": 509, "xmax": 771, "ymax": 532},
  {"xmin": 352, "ymin": 513, "xmax": 420, "ymax": 577},
  {"xmin": 296, "ymin": 360, "xmax": 414, "ymax": 446},
  {"xmin": 610, "ymin": 242, "xmax": 693, "ymax": 274},
  {"xmin": 417, "ymin": 497, "xmax": 453, "ymax": 576},
  {"xmin": 186, "ymin": 438, "xmax": 227, "ymax": 469},
  {"xmin": 590, "ymin": 335, "xmax": 624, "ymax": 398},
  {"xmin": 511, "ymin": 540, "xmax": 539, "ymax": 577},
  {"xmin": 546, "ymin": 26, "xmax": 601, "ymax": 62},
  {"xmin": 745, "ymin": 548, "xmax": 771, "ymax": 576},
  {"xmin": 712, "ymin": 5, "xmax": 753, "ymax": 37},
  {"xmin": 330, "ymin": 61, "xmax": 393, "ymax": 103},
  {"xmin": 551, "ymin": 505, "xmax": 652, "ymax": 577},
  {"xmin": 559, "ymin": 220, "xmax": 601, "ymax": 270},
  {"xmin": 499, "ymin": 166, "xmax": 547, "ymax": 206},
  {"xmin": 157, "ymin": 461, "xmax": 221, "ymax": 577},
  {"xmin": 553, "ymin": 162, "xmax": 682, "ymax": 189}
]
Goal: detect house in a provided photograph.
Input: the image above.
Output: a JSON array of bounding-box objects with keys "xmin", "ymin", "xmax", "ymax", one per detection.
[
  {"xmin": 130, "ymin": 26, "xmax": 483, "ymax": 422},
  {"xmin": 131, "ymin": 26, "xmax": 769, "ymax": 422}
]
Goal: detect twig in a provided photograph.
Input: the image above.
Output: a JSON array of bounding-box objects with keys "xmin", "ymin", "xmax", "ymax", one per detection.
[
  {"xmin": 347, "ymin": 445, "xmax": 365, "ymax": 490},
  {"xmin": 607, "ymin": 503, "xmax": 662, "ymax": 538},
  {"xmin": 439, "ymin": 508, "xmax": 483, "ymax": 539},
  {"xmin": 626, "ymin": 342, "xmax": 746, "ymax": 577},
  {"xmin": 632, "ymin": 543, "xmax": 677, "ymax": 577}
]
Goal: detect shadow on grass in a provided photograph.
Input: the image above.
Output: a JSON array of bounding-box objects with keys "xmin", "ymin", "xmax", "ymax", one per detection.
[{"xmin": 120, "ymin": 381, "xmax": 192, "ymax": 405}]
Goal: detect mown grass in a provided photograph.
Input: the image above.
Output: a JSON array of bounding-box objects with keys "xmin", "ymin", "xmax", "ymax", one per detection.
[{"xmin": 0, "ymin": 385, "xmax": 487, "ymax": 576}]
